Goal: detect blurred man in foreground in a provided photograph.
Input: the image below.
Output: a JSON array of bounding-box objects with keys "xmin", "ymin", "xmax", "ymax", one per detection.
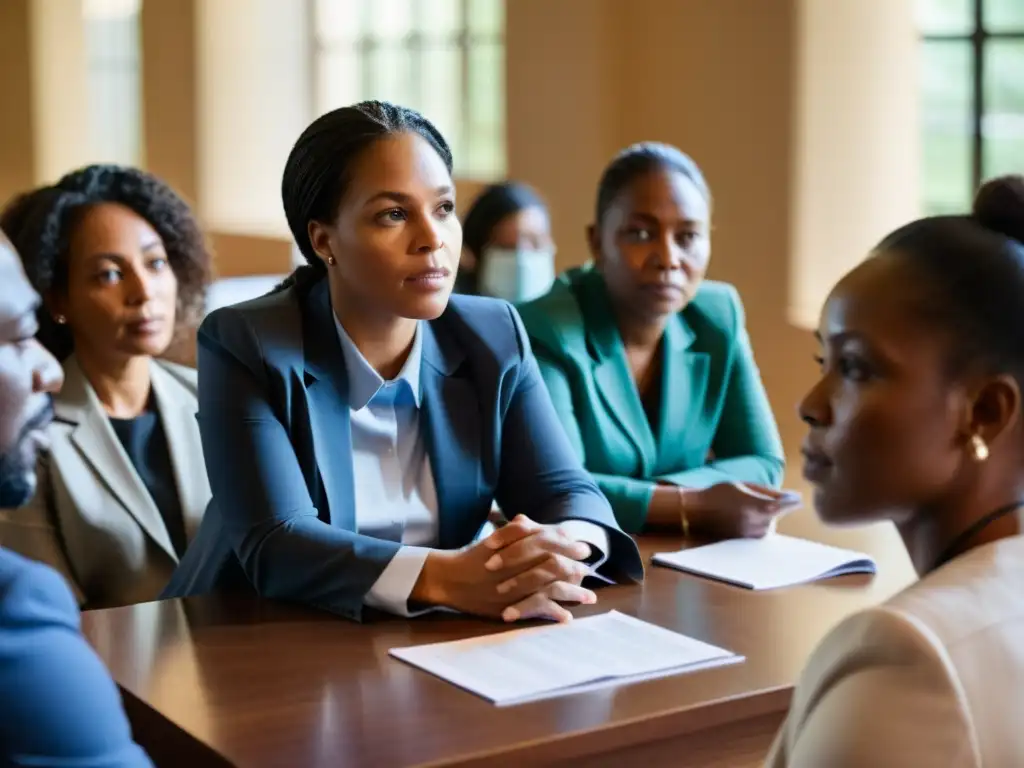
[{"xmin": 0, "ymin": 230, "xmax": 152, "ymax": 767}]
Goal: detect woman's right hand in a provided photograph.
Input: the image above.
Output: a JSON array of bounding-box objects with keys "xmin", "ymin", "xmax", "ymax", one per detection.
[
  {"xmin": 411, "ymin": 519, "xmax": 596, "ymax": 622},
  {"xmin": 684, "ymin": 482, "xmax": 796, "ymax": 539}
]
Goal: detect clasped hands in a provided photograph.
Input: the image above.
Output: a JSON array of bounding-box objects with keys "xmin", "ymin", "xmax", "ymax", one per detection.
[{"xmin": 412, "ymin": 515, "xmax": 598, "ymax": 623}]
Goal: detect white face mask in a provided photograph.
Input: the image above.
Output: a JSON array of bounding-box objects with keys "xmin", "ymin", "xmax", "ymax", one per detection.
[{"xmin": 478, "ymin": 247, "xmax": 556, "ymax": 303}]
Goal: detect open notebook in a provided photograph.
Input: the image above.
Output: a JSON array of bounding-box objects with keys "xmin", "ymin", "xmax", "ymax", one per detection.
[
  {"xmin": 390, "ymin": 611, "xmax": 742, "ymax": 706},
  {"xmin": 653, "ymin": 534, "xmax": 877, "ymax": 590}
]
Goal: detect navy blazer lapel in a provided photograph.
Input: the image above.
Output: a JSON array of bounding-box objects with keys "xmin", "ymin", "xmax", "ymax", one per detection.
[
  {"xmin": 301, "ymin": 280, "xmax": 356, "ymax": 532},
  {"xmin": 419, "ymin": 319, "xmax": 484, "ymax": 549}
]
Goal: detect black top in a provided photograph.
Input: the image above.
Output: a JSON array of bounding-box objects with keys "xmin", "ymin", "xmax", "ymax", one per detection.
[
  {"xmin": 640, "ymin": 344, "xmax": 665, "ymax": 432},
  {"xmin": 109, "ymin": 405, "xmax": 188, "ymax": 558}
]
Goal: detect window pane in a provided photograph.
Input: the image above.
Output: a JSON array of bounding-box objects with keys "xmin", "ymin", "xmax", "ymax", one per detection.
[
  {"xmin": 84, "ymin": 4, "xmax": 141, "ymax": 165},
  {"xmin": 314, "ymin": 0, "xmax": 506, "ymax": 180},
  {"xmin": 983, "ymin": 41, "xmax": 1024, "ymax": 178},
  {"xmin": 315, "ymin": 0, "xmax": 365, "ymax": 45},
  {"xmin": 317, "ymin": 50, "xmax": 361, "ymax": 111},
  {"xmin": 467, "ymin": 0, "xmax": 503, "ymax": 38},
  {"xmin": 921, "ymin": 41, "xmax": 973, "ymax": 214},
  {"xmin": 366, "ymin": 0, "xmax": 413, "ymax": 41},
  {"xmin": 463, "ymin": 41, "xmax": 505, "ymax": 178},
  {"xmin": 419, "ymin": 0, "xmax": 462, "ymax": 38},
  {"xmin": 916, "ymin": 0, "xmax": 974, "ymax": 34},
  {"xmin": 83, "ymin": 0, "xmax": 140, "ymax": 18},
  {"xmin": 366, "ymin": 44, "xmax": 415, "ymax": 108},
  {"xmin": 419, "ymin": 45, "xmax": 462, "ymax": 155},
  {"xmin": 987, "ymin": 0, "xmax": 1024, "ymax": 32}
]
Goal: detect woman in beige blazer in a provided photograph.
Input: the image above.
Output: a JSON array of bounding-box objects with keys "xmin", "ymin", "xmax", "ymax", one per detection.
[
  {"xmin": 769, "ymin": 175, "xmax": 1024, "ymax": 767},
  {"xmin": 0, "ymin": 165, "xmax": 212, "ymax": 608}
]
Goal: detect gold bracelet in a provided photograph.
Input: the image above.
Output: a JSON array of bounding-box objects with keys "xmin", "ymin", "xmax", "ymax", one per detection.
[{"xmin": 678, "ymin": 487, "xmax": 691, "ymax": 538}]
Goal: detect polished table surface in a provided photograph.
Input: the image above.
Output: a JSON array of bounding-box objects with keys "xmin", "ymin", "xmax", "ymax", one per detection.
[{"xmin": 82, "ymin": 521, "xmax": 916, "ymax": 768}]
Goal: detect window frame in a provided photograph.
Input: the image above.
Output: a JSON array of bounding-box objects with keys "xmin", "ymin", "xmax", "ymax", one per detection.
[
  {"xmin": 309, "ymin": 0, "xmax": 506, "ymax": 180},
  {"xmin": 83, "ymin": 0, "xmax": 143, "ymax": 166},
  {"xmin": 922, "ymin": 0, "xmax": 1024, "ymax": 194}
]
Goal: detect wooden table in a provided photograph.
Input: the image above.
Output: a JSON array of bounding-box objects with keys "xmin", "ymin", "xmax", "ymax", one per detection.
[{"xmin": 82, "ymin": 529, "xmax": 914, "ymax": 768}]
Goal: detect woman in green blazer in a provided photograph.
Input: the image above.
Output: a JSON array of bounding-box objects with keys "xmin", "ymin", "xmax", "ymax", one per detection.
[{"xmin": 518, "ymin": 142, "xmax": 789, "ymax": 535}]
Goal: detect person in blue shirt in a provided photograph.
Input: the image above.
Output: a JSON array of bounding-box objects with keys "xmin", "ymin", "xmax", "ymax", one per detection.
[
  {"xmin": 0, "ymin": 230, "xmax": 152, "ymax": 767},
  {"xmin": 164, "ymin": 101, "xmax": 643, "ymax": 623}
]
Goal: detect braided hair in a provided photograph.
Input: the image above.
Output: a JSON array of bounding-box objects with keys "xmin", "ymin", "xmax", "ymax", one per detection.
[{"xmin": 278, "ymin": 100, "xmax": 453, "ymax": 292}]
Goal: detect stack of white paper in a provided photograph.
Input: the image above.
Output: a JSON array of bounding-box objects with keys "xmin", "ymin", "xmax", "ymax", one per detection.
[
  {"xmin": 389, "ymin": 611, "xmax": 742, "ymax": 706},
  {"xmin": 653, "ymin": 534, "xmax": 877, "ymax": 590}
]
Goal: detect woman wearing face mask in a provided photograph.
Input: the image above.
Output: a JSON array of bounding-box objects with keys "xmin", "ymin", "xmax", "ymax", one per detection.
[
  {"xmin": 0, "ymin": 165, "xmax": 212, "ymax": 609},
  {"xmin": 163, "ymin": 102, "xmax": 643, "ymax": 623},
  {"xmin": 767, "ymin": 176, "xmax": 1024, "ymax": 767},
  {"xmin": 455, "ymin": 181, "xmax": 557, "ymax": 303},
  {"xmin": 518, "ymin": 142, "xmax": 788, "ymax": 536}
]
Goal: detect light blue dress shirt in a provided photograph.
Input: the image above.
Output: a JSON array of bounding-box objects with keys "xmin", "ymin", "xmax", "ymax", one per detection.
[{"xmin": 333, "ymin": 314, "xmax": 609, "ymax": 616}]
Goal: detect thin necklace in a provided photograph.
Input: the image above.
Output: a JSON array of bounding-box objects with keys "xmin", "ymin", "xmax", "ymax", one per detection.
[{"xmin": 931, "ymin": 500, "xmax": 1024, "ymax": 571}]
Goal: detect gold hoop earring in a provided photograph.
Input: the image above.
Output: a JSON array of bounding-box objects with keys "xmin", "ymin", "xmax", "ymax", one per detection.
[
  {"xmin": 971, "ymin": 434, "xmax": 990, "ymax": 462},
  {"xmin": 327, "ymin": 255, "xmax": 336, "ymax": 266}
]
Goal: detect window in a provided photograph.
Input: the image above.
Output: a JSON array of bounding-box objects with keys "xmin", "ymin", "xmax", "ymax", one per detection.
[
  {"xmin": 83, "ymin": 0, "xmax": 143, "ymax": 166},
  {"xmin": 313, "ymin": 0, "xmax": 505, "ymax": 179},
  {"xmin": 918, "ymin": 0, "xmax": 1024, "ymax": 214}
]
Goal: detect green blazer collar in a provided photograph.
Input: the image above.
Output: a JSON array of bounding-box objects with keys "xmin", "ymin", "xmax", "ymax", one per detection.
[
  {"xmin": 573, "ymin": 268, "xmax": 709, "ymax": 472},
  {"xmin": 573, "ymin": 267, "xmax": 697, "ymax": 357}
]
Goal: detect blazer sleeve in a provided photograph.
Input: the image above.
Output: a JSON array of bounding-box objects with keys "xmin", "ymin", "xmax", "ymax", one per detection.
[
  {"xmin": 494, "ymin": 306, "xmax": 643, "ymax": 582},
  {"xmin": 196, "ymin": 310, "xmax": 403, "ymax": 622},
  {"xmin": 0, "ymin": 552, "xmax": 153, "ymax": 767},
  {"xmin": 765, "ymin": 607, "xmax": 978, "ymax": 768},
  {"xmin": 658, "ymin": 292, "xmax": 785, "ymax": 490},
  {"xmin": 0, "ymin": 455, "xmax": 86, "ymax": 605},
  {"xmin": 533, "ymin": 350, "xmax": 656, "ymax": 533}
]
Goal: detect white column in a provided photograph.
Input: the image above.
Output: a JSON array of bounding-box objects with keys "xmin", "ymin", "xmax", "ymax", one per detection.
[
  {"xmin": 0, "ymin": 0, "xmax": 36, "ymax": 202},
  {"xmin": 505, "ymin": 0, "xmax": 621, "ymax": 273},
  {"xmin": 789, "ymin": 0, "xmax": 921, "ymax": 326},
  {"xmin": 195, "ymin": 0, "xmax": 312, "ymax": 237},
  {"xmin": 29, "ymin": 0, "xmax": 90, "ymax": 183}
]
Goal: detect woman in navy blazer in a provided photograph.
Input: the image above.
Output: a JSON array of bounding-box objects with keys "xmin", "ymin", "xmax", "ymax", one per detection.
[{"xmin": 164, "ymin": 102, "xmax": 643, "ymax": 622}]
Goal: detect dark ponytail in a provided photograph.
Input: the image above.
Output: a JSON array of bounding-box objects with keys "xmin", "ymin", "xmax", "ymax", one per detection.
[{"xmin": 276, "ymin": 100, "xmax": 454, "ymax": 292}]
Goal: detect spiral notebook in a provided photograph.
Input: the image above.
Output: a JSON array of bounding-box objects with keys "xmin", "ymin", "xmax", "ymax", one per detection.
[{"xmin": 653, "ymin": 534, "xmax": 877, "ymax": 590}]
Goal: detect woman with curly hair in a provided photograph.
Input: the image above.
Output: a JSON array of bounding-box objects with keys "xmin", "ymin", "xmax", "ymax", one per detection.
[{"xmin": 0, "ymin": 164, "xmax": 213, "ymax": 608}]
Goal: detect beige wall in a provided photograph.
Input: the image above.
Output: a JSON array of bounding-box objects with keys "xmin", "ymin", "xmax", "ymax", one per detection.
[
  {"xmin": 0, "ymin": 0, "xmax": 35, "ymax": 205},
  {"xmin": 505, "ymin": 0, "xmax": 620, "ymax": 269},
  {"xmin": 141, "ymin": 0, "xmax": 197, "ymax": 204},
  {"xmin": 28, "ymin": 0, "xmax": 90, "ymax": 184}
]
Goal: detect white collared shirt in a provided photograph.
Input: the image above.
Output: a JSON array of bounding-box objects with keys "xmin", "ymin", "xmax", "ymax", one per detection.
[{"xmin": 333, "ymin": 314, "xmax": 608, "ymax": 616}]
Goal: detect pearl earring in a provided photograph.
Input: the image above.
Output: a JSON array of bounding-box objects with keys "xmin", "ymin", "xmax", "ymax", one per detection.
[
  {"xmin": 327, "ymin": 255, "xmax": 336, "ymax": 266},
  {"xmin": 971, "ymin": 434, "xmax": 989, "ymax": 462},
  {"xmin": 54, "ymin": 314, "xmax": 66, "ymax": 325}
]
